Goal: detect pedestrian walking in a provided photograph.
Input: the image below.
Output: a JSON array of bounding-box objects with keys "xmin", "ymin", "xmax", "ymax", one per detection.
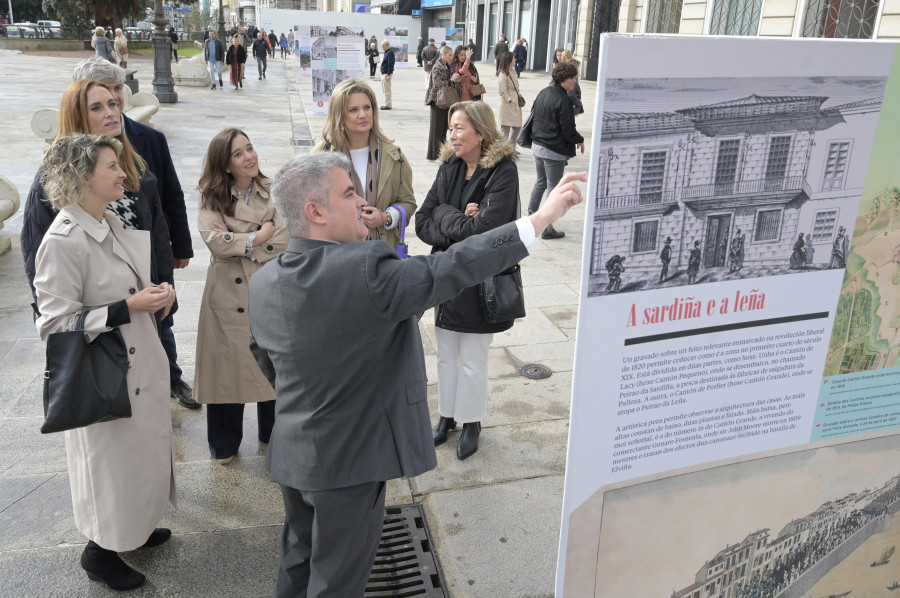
[
  {"xmin": 380, "ymin": 41, "xmax": 395, "ymax": 110},
  {"xmin": 205, "ymin": 30, "xmax": 225, "ymax": 89},
  {"xmin": 252, "ymin": 32, "xmax": 268, "ymax": 79},
  {"xmin": 226, "ymin": 36, "xmax": 247, "ymax": 89}
]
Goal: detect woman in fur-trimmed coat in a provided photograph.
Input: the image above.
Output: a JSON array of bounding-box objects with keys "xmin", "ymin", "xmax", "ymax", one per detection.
[{"xmin": 415, "ymin": 101, "xmax": 519, "ymax": 461}]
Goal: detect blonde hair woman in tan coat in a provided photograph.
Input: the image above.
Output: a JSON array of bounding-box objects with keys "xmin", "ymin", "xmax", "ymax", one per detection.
[
  {"xmin": 312, "ymin": 78, "xmax": 416, "ymax": 249},
  {"xmin": 496, "ymin": 51, "xmax": 523, "ymax": 142},
  {"xmin": 195, "ymin": 128, "xmax": 289, "ymax": 464},
  {"xmin": 35, "ymin": 133, "xmax": 176, "ymax": 591}
]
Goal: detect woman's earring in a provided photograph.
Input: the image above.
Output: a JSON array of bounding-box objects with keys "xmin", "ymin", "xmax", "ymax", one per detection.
[{"xmin": 226, "ymin": 170, "xmax": 231, "ymax": 173}]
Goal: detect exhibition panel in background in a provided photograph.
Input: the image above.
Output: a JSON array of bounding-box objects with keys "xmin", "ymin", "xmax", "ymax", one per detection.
[{"xmin": 561, "ymin": 34, "xmax": 900, "ymax": 598}]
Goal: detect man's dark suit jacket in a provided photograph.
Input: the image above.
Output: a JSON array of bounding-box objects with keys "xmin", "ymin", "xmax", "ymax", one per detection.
[
  {"xmin": 249, "ymin": 221, "xmax": 528, "ymax": 492},
  {"xmin": 123, "ymin": 115, "xmax": 193, "ymax": 260}
]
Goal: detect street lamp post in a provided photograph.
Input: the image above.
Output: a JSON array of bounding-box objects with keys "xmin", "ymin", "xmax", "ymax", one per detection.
[
  {"xmin": 218, "ymin": 0, "xmax": 226, "ymax": 43},
  {"xmin": 152, "ymin": 0, "xmax": 178, "ymax": 103}
]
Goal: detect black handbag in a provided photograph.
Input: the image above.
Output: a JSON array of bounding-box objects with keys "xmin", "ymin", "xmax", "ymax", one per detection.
[
  {"xmin": 517, "ymin": 111, "xmax": 534, "ymax": 148},
  {"xmin": 41, "ymin": 310, "xmax": 132, "ymax": 434},
  {"xmin": 480, "ymin": 264, "xmax": 526, "ymax": 323}
]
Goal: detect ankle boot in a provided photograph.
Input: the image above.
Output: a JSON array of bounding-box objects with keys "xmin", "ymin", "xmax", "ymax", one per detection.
[
  {"xmin": 432, "ymin": 416, "xmax": 456, "ymax": 446},
  {"xmin": 81, "ymin": 541, "xmax": 146, "ymax": 591},
  {"xmin": 457, "ymin": 422, "xmax": 481, "ymax": 460}
]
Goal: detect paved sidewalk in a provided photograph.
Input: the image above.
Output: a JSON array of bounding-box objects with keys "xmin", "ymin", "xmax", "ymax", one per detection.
[{"xmin": 0, "ymin": 48, "xmax": 595, "ymax": 598}]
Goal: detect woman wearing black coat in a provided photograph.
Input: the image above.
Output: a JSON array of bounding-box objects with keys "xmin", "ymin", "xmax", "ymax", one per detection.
[
  {"xmin": 526, "ymin": 61, "xmax": 584, "ymax": 240},
  {"xmin": 415, "ymin": 101, "xmax": 519, "ymax": 461},
  {"xmin": 226, "ymin": 36, "xmax": 247, "ymax": 90},
  {"xmin": 366, "ymin": 42, "xmax": 379, "ymax": 79}
]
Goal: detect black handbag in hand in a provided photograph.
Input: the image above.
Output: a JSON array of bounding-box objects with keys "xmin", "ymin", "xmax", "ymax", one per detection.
[
  {"xmin": 480, "ymin": 264, "xmax": 526, "ymax": 323},
  {"xmin": 41, "ymin": 310, "xmax": 132, "ymax": 434}
]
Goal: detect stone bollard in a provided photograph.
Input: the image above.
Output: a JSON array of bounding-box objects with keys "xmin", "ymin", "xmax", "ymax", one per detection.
[{"xmin": 0, "ymin": 175, "xmax": 21, "ymax": 256}]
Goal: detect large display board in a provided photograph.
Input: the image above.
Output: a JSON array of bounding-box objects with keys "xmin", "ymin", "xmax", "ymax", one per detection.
[{"xmin": 559, "ymin": 35, "xmax": 900, "ymax": 598}]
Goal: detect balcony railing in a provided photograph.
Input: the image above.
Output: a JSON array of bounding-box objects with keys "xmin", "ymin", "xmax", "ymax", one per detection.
[
  {"xmin": 597, "ymin": 190, "xmax": 678, "ymax": 210},
  {"xmin": 682, "ymin": 176, "xmax": 811, "ymax": 200}
]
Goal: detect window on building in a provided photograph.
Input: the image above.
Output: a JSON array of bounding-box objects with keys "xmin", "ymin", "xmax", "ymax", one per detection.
[
  {"xmin": 754, "ymin": 209, "xmax": 781, "ymax": 241},
  {"xmin": 633, "ymin": 220, "xmax": 659, "ymax": 253},
  {"xmin": 765, "ymin": 135, "xmax": 792, "ymax": 190},
  {"xmin": 639, "ymin": 150, "xmax": 667, "ymax": 204},
  {"xmin": 709, "ymin": 0, "xmax": 763, "ymax": 35},
  {"xmin": 591, "ymin": 227, "xmax": 603, "ymax": 275},
  {"xmin": 802, "ymin": 0, "xmax": 880, "ymax": 38},
  {"xmin": 645, "ymin": 0, "xmax": 683, "ymax": 33},
  {"xmin": 715, "ymin": 139, "xmax": 741, "ymax": 192},
  {"xmin": 823, "ymin": 141, "xmax": 850, "ymax": 190},
  {"xmin": 812, "ymin": 210, "xmax": 839, "ymax": 242}
]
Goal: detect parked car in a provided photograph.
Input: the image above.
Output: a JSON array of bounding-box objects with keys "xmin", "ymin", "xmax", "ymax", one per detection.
[
  {"xmin": 13, "ymin": 23, "xmax": 41, "ymax": 38},
  {"xmin": 37, "ymin": 20, "xmax": 62, "ymax": 37},
  {"xmin": 1, "ymin": 24, "xmax": 22, "ymax": 37}
]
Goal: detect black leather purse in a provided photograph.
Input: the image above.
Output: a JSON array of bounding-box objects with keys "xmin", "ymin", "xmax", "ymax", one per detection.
[
  {"xmin": 41, "ymin": 310, "xmax": 132, "ymax": 434},
  {"xmin": 480, "ymin": 264, "xmax": 526, "ymax": 323}
]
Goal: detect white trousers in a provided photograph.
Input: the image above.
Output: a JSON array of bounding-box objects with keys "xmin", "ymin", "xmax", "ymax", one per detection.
[{"xmin": 435, "ymin": 327, "xmax": 493, "ymax": 424}]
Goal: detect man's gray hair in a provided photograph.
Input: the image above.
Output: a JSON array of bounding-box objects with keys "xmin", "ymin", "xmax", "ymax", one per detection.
[
  {"xmin": 72, "ymin": 56, "xmax": 126, "ymax": 84},
  {"xmin": 271, "ymin": 152, "xmax": 352, "ymax": 236}
]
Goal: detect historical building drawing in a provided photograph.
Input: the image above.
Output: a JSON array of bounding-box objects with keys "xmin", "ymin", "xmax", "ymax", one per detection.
[
  {"xmin": 670, "ymin": 473, "xmax": 900, "ymax": 598},
  {"xmin": 588, "ymin": 78, "xmax": 887, "ymax": 297}
]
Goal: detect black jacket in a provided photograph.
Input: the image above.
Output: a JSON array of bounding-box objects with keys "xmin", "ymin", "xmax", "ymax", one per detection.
[
  {"xmin": 22, "ymin": 165, "xmax": 175, "ymax": 318},
  {"xmin": 226, "ymin": 44, "xmax": 247, "ymax": 64},
  {"xmin": 204, "ymin": 38, "xmax": 225, "ymax": 62},
  {"xmin": 252, "ymin": 38, "xmax": 268, "ymax": 58},
  {"xmin": 415, "ymin": 140, "xmax": 520, "ymax": 334},
  {"xmin": 124, "ymin": 115, "xmax": 193, "ymax": 260},
  {"xmin": 531, "ymin": 84, "xmax": 584, "ymax": 157},
  {"xmin": 381, "ymin": 47, "xmax": 395, "ymax": 75},
  {"xmin": 513, "ymin": 44, "xmax": 527, "ymax": 64}
]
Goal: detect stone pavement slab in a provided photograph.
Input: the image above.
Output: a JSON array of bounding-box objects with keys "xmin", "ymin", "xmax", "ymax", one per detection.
[
  {"xmin": 0, "ymin": 46, "xmax": 596, "ymax": 597},
  {"xmin": 423, "ymin": 475, "xmax": 564, "ymax": 598}
]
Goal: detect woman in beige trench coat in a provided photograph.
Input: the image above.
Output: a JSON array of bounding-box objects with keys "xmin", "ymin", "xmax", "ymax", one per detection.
[
  {"xmin": 195, "ymin": 128, "xmax": 288, "ymax": 463},
  {"xmin": 34, "ymin": 134, "xmax": 176, "ymax": 592},
  {"xmin": 312, "ymin": 78, "xmax": 417, "ymax": 250},
  {"xmin": 497, "ymin": 51, "xmax": 523, "ymax": 143}
]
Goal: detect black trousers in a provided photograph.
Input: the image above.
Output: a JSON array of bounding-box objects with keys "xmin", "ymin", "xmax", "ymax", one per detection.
[
  {"xmin": 275, "ymin": 481, "xmax": 386, "ymax": 598},
  {"xmin": 158, "ymin": 318, "xmax": 181, "ymax": 385},
  {"xmin": 206, "ymin": 400, "xmax": 275, "ymax": 458},
  {"xmin": 427, "ymin": 103, "xmax": 449, "ymax": 161}
]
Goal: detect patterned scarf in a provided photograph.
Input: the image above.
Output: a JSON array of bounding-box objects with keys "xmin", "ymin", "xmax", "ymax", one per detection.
[{"xmin": 347, "ymin": 134, "xmax": 380, "ymax": 241}]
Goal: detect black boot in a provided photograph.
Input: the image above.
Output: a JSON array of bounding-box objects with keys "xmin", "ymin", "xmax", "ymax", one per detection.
[
  {"xmin": 81, "ymin": 541, "xmax": 146, "ymax": 591},
  {"xmin": 457, "ymin": 422, "xmax": 481, "ymax": 460},
  {"xmin": 432, "ymin": 416, "xmax": 456, "ymax": 446},
  {"xmin": 141, "ymin": 528, "xmax": 172, "ymax": 548}
]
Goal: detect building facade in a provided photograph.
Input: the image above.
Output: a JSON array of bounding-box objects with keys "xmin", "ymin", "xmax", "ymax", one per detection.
[{"xmin": 588, "ymin": 89, "xmax": 882, "ymax": 295}]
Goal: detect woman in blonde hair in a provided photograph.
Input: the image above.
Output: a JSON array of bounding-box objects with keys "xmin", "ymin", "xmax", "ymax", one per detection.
[
  {"xmin": 93, "ymin": 26, "xmax": 115, "ymax": 62},
  {"xmin": 415, "ymin": 101, "xmax": 519, "ymax": 460},
  {"xmin": 22, "ymin": 79, "xmax": 174, "ymax": 322},
  {"xmin": 195, "ymin": 128, "xmax": 288, "ymax": 463},
  {"xmin": 114, "ymin": 28, "xmax": 129, "ymax": 68},
  {"xmin": 312, "ymin": 78, "xmax": 416, "ymax": 249},
  {"xmin": 33, "ymin": 132, "xmax": 176, "ymax": 591}
]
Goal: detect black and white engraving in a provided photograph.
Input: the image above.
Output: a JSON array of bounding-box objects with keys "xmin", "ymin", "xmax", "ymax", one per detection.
[{"xmin": 588, "ymin": 77, "xmax": 888, "ymax": 296}]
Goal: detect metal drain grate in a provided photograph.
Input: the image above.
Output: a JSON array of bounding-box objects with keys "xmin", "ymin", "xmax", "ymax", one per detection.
[
  {"xmin": 521, "ymin": 363, "xmax": 552, "ymax": 379},
  {"xmin": 366, "ymin": 503, "xmax": 448, "ymax": 597}
]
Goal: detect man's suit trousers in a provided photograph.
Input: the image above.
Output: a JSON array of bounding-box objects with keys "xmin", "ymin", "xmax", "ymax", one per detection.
[{"xmin": 276, "ymin": 481, "xmax": 386, "ymax": 598}]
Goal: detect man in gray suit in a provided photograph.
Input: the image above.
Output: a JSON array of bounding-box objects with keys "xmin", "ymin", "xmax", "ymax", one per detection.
[{"xmin": 249, "ymin": 152, "xmax": 585, "ymax": 598}]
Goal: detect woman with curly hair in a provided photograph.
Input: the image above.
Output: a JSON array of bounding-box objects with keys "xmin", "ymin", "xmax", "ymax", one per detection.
[
  {"xmin": 195, "ymin": 128, "xmax": 289, "ymax": 464},
  {"xmin": 34, "ymin": 133, "xmax": 176, "ymax": 591}
]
